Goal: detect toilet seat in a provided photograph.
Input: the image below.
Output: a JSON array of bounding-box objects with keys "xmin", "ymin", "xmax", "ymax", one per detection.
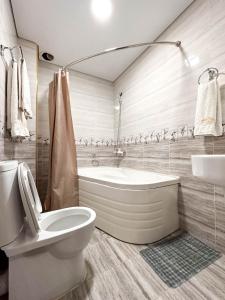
[
  {"xmin": 18, "ymin": 163, "xmax": 42, "ymax": 235},
  {"xmin": 2, "ymin": 163, "xmax": 96, "ymax": 257}
]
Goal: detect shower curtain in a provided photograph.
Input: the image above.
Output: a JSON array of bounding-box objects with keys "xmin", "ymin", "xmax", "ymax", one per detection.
[{"xmin": 44, "ymin": 69, "xmax": 79, "ymax": 211}]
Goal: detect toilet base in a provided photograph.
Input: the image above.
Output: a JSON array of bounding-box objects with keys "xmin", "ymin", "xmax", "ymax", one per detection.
[{"xmin": 8, "ymin": 248, "xmax": 86, "ymax": 300}]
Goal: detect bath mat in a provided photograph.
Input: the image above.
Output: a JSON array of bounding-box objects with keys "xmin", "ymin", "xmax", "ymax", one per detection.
[{"xmin": 140, "ymin": 233, "xmax": 221, "ymax": 288}]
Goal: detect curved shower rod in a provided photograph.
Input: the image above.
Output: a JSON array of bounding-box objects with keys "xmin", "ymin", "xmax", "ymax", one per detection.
[{"xmin": 64, "ymin": 40, "xmax": 181, "ymax": 69}]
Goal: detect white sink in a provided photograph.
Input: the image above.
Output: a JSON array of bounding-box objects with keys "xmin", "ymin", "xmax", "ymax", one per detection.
[{"xmin": 192, "ymin": 155, "xmax": 225, "ymax": 186}]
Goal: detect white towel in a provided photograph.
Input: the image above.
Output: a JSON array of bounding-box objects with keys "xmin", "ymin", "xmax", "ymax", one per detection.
[
  {"xmin": 10, "ymin": 60, "xmax": 30, "ymax": 138},
  {"xmin": 194, "ymin": 79, "xmax": 222, "ymax": 136},
  {"xmin": 6, "ymin": 61, "xmax": 13, "ymax": 130},
  {"xmin": 19, "ymin": 58, "xmax": 32, "ymax": 119}
]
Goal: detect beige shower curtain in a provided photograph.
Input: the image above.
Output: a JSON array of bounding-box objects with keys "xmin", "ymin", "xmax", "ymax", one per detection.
[{"xmin": 44, "ymin": 69, "xmax": 79, "ymax": 211}]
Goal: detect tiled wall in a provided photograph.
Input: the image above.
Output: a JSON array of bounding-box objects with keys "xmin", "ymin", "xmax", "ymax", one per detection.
[
  {"xmin": 118, "ymin": 136, "xmax": 225, "ymax": 251},
  {"xmin": 37, "ymin": 61, "xmax": 114, "ymax": 142},
  {"xmin": 0, "ymin": 0, "xmax": 37, "ymax": 176},
  {"xmin": 114, "ymin": 1, "xmax": 225, "ymax": 137},
  {"xmin": 114, "ymin": 0, "xmax": 225, "ymax": 252},
  {"xmin": 37, "ymin": 61, "xmax": 116, "ymax": 202},
  {"xmin": 37, "ymin": 143, "xmax": 116, "ymax": 203}
]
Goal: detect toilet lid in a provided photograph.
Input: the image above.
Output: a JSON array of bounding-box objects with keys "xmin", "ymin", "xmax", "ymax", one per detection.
[{"xmin": 18, "ymin": 163, "xmax": 42, "ymax": 235}]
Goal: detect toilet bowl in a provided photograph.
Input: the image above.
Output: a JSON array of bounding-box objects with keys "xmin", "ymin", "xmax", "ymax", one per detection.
[{"xmin": 0, "ymin": 161, "xmax": 96, "ymax": 300}]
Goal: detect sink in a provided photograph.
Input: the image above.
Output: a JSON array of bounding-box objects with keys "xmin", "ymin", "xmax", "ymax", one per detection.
[{"xmin": 191, "ymin": 155, "xmax": 225, "ymax": 186}]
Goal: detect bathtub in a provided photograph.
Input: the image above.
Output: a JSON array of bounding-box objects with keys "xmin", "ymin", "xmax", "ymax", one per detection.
[{"xmin": 78, "ymin": 167, "xmax": 180, "ymax": 244}]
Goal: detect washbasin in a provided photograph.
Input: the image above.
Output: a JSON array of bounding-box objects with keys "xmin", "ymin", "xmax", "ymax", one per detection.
[{"xmin": 192, "ymin": 155, "xmax": 225, "ymax": 186}]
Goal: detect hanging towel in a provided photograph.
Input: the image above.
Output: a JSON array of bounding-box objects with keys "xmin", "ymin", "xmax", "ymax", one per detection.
[
  {"xmin": 6, "ymin": 61, "xmax": 13, "ymax": 130},
  {"xmin": 10, "ymin": 60, "xmax": 30, "ymax": 138},
  {"xmin": 194, "ymin": 79, "xmax": 222, "ymax": 136},
  {"xmin": 19, "ymin": 58, "xmax": 32, "ymax": 119}
]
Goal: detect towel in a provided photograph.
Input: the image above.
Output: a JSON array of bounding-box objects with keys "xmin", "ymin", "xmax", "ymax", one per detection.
[
  {"xmin": 10, "ymin": 60, "xmax": 30, "ymax": 138},
  {"xmin": 6, "ymin": 61, "xmax": 13, "ymax": 130},
  {"xmin": 18, "ymin": 58, "xmax": 32, "ymax": 119},
  {"xmin": 194, "ymin": 78, "xmax": 222, "ymax": 136}
]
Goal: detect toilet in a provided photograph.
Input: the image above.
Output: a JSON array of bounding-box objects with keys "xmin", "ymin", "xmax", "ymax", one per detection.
[{"xmin": 0, "ymin": 160, "xmax": 96, "ymax": 300}]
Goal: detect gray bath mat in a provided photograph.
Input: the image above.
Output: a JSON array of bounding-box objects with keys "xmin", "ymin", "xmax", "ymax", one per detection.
[{"xmin": 140, "ymin": 233, "xmax": 221, "ymax": 288}]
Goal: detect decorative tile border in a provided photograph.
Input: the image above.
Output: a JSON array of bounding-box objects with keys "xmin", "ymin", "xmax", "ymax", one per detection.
[
  {"xmin": 36, "ymin": 123, "xmax": 225, "ymax": 147},
  {"xmin": 0, "ymin": 125, "xmax": 36, "ymax": 143}
]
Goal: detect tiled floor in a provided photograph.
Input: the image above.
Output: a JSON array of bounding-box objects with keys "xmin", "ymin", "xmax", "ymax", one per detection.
[{"xmin": 60, "ymin": 228, "xmax": 225, "ymax": 300}]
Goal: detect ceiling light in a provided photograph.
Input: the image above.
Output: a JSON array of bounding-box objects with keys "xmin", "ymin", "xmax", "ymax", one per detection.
[
  {"xmin": 91, "ymin": 0, "xmax": 113, "ymax": 22},
  {"xmin": 184, "ymin": 55, "xmax": 200, "ymax": 67}
]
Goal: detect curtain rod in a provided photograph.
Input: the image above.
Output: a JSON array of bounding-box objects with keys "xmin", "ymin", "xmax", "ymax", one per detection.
[{"xmin": 64, "ymin": 40, "xmax": 181, "ymax": 70}]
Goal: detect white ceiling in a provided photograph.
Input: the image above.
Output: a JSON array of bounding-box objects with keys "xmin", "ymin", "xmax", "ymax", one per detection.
[{"xmin": 11, "ymin": 0, "xmax": 193, "ymax": 81}]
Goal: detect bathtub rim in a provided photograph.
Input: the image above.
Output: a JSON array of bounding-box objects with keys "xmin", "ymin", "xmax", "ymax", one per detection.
[{"xmin": 78, "ymin": 167, "xmax": 180, "ymax": 190}]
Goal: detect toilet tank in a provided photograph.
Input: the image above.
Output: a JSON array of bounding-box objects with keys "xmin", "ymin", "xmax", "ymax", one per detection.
[{"xmin": 0, "ymin": 161, "xmax": 24, "ymax": 248}]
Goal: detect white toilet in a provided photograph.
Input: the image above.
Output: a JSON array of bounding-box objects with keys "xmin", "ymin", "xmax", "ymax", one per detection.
[{"xmin": 0, "ymin": 160, "xmax": 96, "ymax": 300}]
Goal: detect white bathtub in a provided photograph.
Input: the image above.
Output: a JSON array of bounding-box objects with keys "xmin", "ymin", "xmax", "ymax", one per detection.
[{"xmin": 78, "ymin": 167, "xmax": 180, "ymax": 244}]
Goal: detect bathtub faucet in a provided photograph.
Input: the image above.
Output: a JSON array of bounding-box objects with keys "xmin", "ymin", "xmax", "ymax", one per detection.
[{"xmin": 114, "ymin": 147, "xmax": 126, "ymax": 157}]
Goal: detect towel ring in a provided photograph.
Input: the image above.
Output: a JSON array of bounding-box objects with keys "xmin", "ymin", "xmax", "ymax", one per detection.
[{"xmin": 198, "ymin": 67, "xmax": 219, "ymax": 85}]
